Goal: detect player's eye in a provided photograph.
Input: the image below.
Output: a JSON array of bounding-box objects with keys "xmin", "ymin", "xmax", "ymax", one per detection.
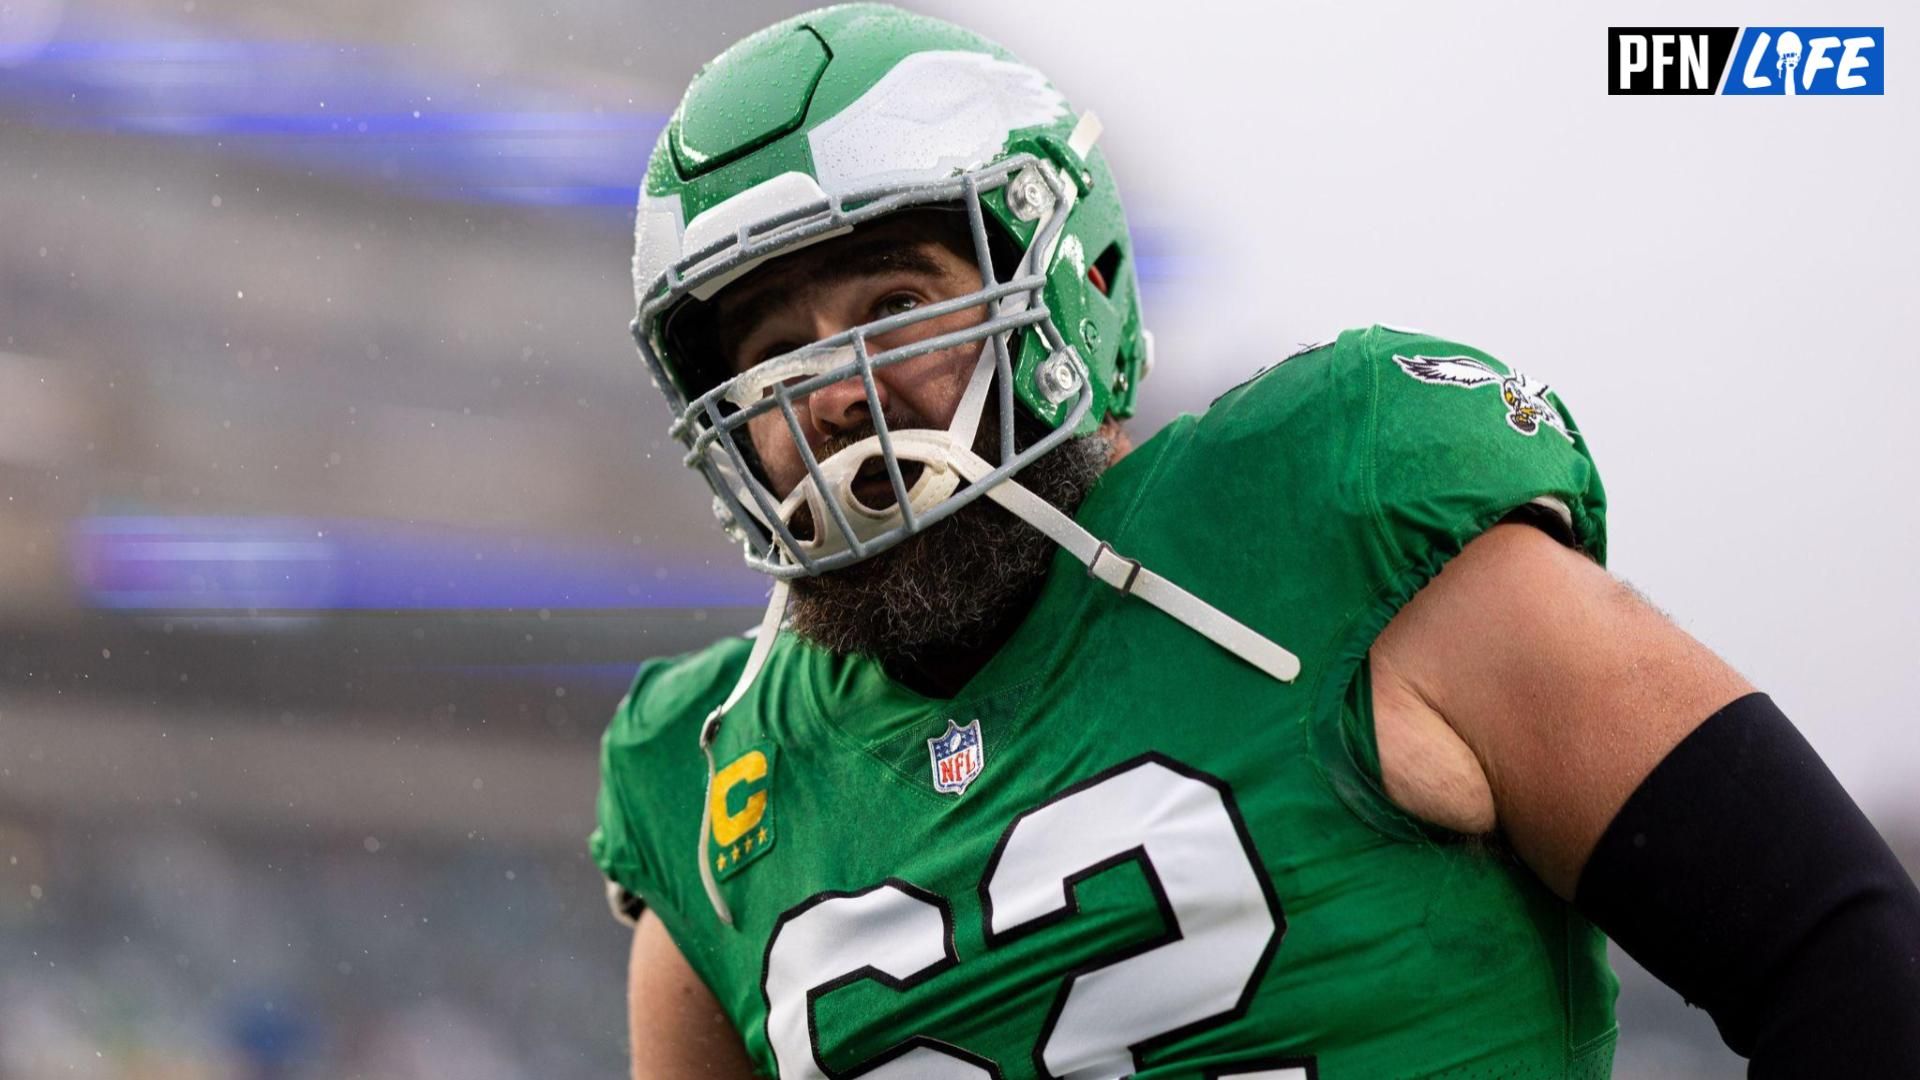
[{"xmin": 874, "ymin": 293, "xmax": 921, "ymax": 319}]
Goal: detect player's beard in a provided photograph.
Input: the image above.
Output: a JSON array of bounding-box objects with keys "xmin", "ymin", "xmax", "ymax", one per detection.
[{"xmin": 784, "ymin": 404, "xmax": 1112, "ymax": 669}]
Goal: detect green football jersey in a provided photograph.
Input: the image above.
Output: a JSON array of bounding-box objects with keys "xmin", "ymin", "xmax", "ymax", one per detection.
[{"xmin": 592, "ymin": 325, "xmax": 1618, "ymax": 1079}]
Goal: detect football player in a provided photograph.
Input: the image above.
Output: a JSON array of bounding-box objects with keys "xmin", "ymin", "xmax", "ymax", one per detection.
[{"xmin": 590, "ymin": 6, "xmax": 1920, "ymax": 1077}]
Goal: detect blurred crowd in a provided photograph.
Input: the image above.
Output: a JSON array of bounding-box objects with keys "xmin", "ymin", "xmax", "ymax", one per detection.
[
  {"xmin": 0, "ymin": 817, "xmax": 626, "ymax": 1079},
  {"xmin": 1, "ymin": 4, "xmax": 764, "ymax": 1076}
]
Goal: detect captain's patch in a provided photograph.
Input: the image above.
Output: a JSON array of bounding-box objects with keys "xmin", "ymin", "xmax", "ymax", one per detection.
[
  {"xmin": 708, "ymin": 743, "xmax": 776, "ymax": 880},
  {"xmin": 1392, "ymin": 354, "xmax": 1575, "ymax": 442}
]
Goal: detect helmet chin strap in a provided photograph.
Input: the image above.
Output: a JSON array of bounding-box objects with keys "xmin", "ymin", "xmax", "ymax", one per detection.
[
  {"xmin": 949, "ymin": 449, "xmax": 1300, "ymax": 683},
  {"xmin": 692, "ymin": 350, "xmax": 1298, "ymax": 925}
]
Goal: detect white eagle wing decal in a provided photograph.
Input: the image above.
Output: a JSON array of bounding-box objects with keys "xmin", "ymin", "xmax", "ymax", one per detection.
[
  {"xmin": 1391, "ymin": 353, "xmax": 1501, "ymax": 387},
  {"xmin": 1392, "ymin": 352, "xmax": 1576, "ymax": 443}
]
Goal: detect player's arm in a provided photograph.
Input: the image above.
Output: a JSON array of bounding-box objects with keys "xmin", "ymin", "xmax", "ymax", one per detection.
[
  {"xmin": 1373, "ymin": 522, "xmax": 1920, "ymax": 1072},
  {"xmin": 1372, "ymin": 522, "xmax": 1750, "ymax": 894},
  {"xmin": 627, "ymin": 909, "xmax": 760, "ymax": 1080}
]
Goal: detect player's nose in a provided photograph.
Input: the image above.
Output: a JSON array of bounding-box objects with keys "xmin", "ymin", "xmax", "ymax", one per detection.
[
  {"xmin": 799, "ymin": 308, "xmax": 893, "ymax": 440},
  {"xmin": 805, "ymin": 366, "xmax": 889, "ymax": 440}
]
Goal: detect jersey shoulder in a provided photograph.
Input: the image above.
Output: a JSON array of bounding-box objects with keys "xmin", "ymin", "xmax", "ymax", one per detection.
[
  {"xmin": 1359, "ymin": 324, "xmax": 1608, "ymax": 567},
  {"xmin": 1195, "ymin": 323, "xmax": 1608, "ymax": 569},
  {"xmin": 589, "ymin": 633, "xmax": 754, "ymax": 919},
  {"xmin": 605, "ymin": 633, "xmax": 754, "ymax": 753}
]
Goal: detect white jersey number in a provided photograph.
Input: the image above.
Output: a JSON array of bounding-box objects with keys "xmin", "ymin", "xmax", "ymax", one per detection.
[
  {"xmin": 763, "ymin": 880, "xmax": 998, "ymax": 1080},
  {"xmin": 762, "ymin": 754, "xmax": 1284, "ymax": 1080}
]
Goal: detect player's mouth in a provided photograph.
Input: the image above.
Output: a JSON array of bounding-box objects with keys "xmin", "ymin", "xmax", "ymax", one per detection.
[
  {"xmin": 850, "ymin": 457, "xmax": 925, "ymax": 513},
  {"xmin": 786, "ymin": 457, "xmax": 928, "ymax": 543}
]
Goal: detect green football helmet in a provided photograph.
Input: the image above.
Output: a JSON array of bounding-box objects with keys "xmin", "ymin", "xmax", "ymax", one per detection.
[{"xmin": 630, "ymin": 2, "xmax": 1151, "ymax": 579}]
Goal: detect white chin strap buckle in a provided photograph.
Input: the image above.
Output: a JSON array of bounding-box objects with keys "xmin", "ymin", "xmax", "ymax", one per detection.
[{"xmin": 1087, "ymin": 542, "xmax": 1142, "ymax": 595}]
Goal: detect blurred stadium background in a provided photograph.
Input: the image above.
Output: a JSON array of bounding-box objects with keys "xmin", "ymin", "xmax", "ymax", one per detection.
[{"xmin": 1, "ymin": 0, "xmax": 1914, "ymax": 1077}]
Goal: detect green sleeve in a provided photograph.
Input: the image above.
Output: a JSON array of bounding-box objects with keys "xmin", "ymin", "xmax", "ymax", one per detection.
[
  {"xmin": 588, "ymin": 638, "xmax": 755, "ymax": 929},
  {"xmin": 1361, "ymin": 325, "xmax": 1608, "ymax": 572},
  {"xmin": 588, "ymin": 661, "xmax": 674, "ymax": 922},
  {"xmin": 1320, "ymin": 325, "xmax": 1610, "ymax": 838}
]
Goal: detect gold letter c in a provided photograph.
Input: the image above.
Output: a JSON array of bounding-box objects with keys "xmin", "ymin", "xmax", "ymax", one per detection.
[{"xmin": 710, "ymin": 750, "xmax": 769, "ymax": 847}]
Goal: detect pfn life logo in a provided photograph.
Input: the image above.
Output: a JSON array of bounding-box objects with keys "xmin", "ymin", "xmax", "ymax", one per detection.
[{"xmin": 1609, "ymin": 27, "xmax": 1884, "ymax": 95}]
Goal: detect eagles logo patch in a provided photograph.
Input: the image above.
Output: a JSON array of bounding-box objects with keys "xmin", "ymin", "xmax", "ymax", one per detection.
[{"xmin": 1392, "ymin": 354, "xmax": 1575, "ymax": 443}]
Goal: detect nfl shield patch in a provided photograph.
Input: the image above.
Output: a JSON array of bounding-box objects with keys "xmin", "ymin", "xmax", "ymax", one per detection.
[{"xmin": 927, "ymin": 719, "xmax": 985, "ymax": 795}]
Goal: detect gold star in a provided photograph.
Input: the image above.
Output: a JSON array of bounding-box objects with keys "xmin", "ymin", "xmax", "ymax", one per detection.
[
  {"xmin": 758, "ymin": 826, "xmax": 769, "ymax": 843},
  {"xmin": 731, "ymin": 844, "xmax": 742, "ymax": 861},
  {"xmin": 716, "ymin": 853, "xmax": 728, "ymax": 870}
]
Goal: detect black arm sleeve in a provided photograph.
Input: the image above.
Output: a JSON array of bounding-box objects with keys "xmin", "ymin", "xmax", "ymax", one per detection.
[{"xmin": 1574, "ymin": 692, "xmax": 1920, "ymax": 1075}]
